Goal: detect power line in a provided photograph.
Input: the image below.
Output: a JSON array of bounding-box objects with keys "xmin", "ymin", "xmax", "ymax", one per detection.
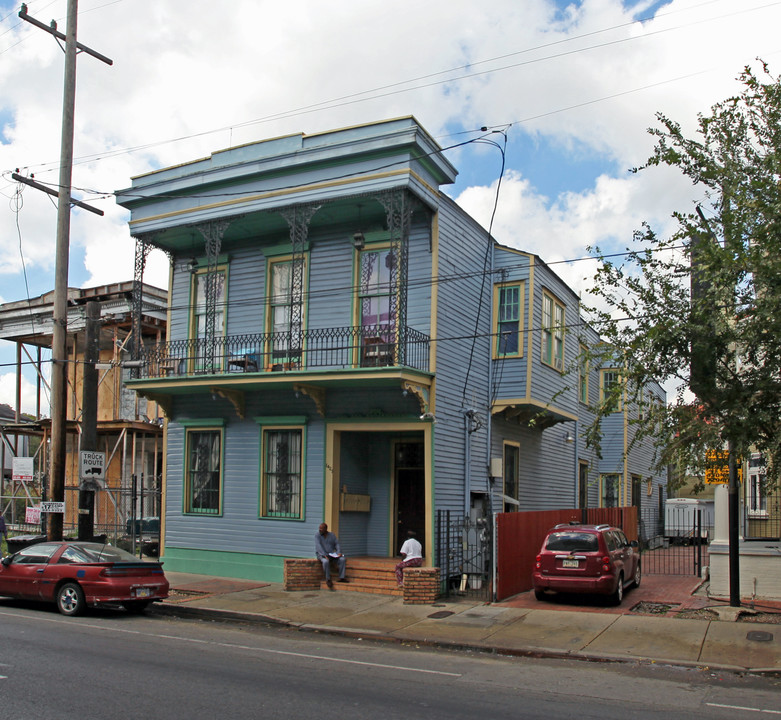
[{"xmin": 8, "ymin": 0, "xmax": 778, "ymax": 177}]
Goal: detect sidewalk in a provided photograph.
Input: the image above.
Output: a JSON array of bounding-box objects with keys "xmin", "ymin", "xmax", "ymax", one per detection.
[{"xmin": 153, "ymin": 571, "xmax": 781, "ymax": 674}]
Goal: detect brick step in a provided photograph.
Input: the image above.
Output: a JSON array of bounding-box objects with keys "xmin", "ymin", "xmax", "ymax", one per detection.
[
  {"xmin": 284, "ymin": 558, "xmax": 438, "ymax": 603},
  {"xmin": 347, "ymin": 565, "xmax": 396, "ymax": 581},
  {"xmin": 324, "ymin": 557, "xmax": 402, "ymax": 596},
  {"xmin": 320, "ymin": 579, "xmax": 403, "ymax": 596}
]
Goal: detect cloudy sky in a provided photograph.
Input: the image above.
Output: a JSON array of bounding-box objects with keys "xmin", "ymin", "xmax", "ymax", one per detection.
[{"xmin": 0, "ymin": 0, "xmax": 778, "ymax": 414}]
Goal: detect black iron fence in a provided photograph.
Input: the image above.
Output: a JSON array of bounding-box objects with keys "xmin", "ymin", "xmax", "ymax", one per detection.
[
  {"xmin": 639, "ymin": 506, "xmax": 707, "ymax": 576},
  {"xmin": 137, "ymin": 324, "xmax": 430, "ymax": 378},
  {"xmin": 436, "ymin": 510, "xmax": 493, "ymax": 601},
  {"xmin": 743, "ymin": 488, "xmax": 781, "ymax": 540}
]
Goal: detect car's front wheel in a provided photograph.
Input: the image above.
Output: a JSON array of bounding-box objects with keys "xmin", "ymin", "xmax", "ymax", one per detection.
[
  {"xmin": 57, "ymin": 582, "xmax": 86, "ymax": 616},
  {"xmin": 609, "ymin": 573, "xmax": 624, "ymax": 606}
]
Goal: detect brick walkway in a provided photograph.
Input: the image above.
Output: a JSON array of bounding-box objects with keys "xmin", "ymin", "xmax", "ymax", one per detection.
[{"xmin": 496, "ymin": 574, "xmax": 709, "ymax": 616}]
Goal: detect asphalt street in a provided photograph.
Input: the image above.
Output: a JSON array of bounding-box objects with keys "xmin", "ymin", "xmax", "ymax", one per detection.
[{"xmin": 1, "ymin": 601, "xmax": 780, "ymax": 720}]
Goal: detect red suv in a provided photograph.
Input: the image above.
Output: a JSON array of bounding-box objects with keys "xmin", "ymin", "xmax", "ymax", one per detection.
[{"xmin": 532, "ymin": 523, "xmax": 641, "ymax": 605}]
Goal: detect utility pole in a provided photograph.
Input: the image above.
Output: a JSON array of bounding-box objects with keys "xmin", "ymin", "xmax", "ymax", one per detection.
[
  {"xmin": 18, "ymin": 3, "xmax": 111, "ymax": 540},
  {"xmin": 78, "ymin": 301, "xmax": 100, "ymax": 540},
  {"xmin": 48, "ymin": 0, "xmax": 79, "ymax": 541}
]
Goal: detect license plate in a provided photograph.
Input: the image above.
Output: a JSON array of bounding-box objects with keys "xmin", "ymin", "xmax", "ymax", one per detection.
[
  {"xmin": 134, "ymin": 587, "xmax": 153, "ymax": 598},
  {"xmin": 562, "ymin": 559, "xmax": 579, "ymax": 568}
]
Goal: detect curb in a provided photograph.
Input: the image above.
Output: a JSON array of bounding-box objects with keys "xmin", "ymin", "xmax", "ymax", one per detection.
[{"xmin": 149, "ymin": 600, "xmax": 781, "ymax": 676}]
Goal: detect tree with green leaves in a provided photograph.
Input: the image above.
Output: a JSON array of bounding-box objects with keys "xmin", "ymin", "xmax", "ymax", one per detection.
[{"xmin": 584, "ymin": 62, "xmax": 781, "ymax": 491}]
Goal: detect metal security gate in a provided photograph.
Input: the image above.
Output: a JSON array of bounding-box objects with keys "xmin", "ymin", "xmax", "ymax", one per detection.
[
  {"xmin": 436, "ymin": 510, "xmax": 493, "ymax": 601},
  {"xmin": 639, "ymin": 507, "xmax": 707, "ymax": 576}
]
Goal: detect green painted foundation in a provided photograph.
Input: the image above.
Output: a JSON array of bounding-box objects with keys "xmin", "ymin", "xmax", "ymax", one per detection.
[{"xmin": 160, "ymin": 546, "xmax": 286, "ymax": 583}]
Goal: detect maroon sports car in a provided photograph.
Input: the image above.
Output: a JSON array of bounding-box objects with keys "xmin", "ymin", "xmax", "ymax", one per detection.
[{"xmin": 0, "ymin": 540, "xmax": 169, "ymax": 616}]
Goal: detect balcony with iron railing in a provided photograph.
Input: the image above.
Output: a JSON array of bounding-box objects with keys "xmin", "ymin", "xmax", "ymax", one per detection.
[{"xmin": 134, "ymin": 325, "xmax": 430, "ymax": 380}]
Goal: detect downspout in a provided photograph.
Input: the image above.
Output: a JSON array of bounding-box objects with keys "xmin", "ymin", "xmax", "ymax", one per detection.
[
  {"xmin": 464, "ymin": 412, "xmax": 471, "ymax": 517},
  {"xmin": 486, "ymin": 237, "xmax": 495, "ymax": 510},
  {"xmin": 487, "ymin": 238, "xmax": 496, "ymax": 602},
  {"xmin": 573, "ymin": 419, "xmax": 579, "ymax": 508}
]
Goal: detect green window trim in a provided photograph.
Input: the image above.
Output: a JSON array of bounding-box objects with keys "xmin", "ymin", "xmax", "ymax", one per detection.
[
  {"xmin": 494, "ymin": 282, "xmax": 524, "ymax": 358},
  {"xmin": 188, "ymin": 253, "xmax": 230, "ymax": 267},
  {"xmin": 263, "ymin": 241, "xmax": 310, "ymax": 258},
  {"xmin": 354, "ymin": 243, "xmax": 397, "ymax": 367},
  {"xmin": 600, "ymin": 369, "xmax": 624, "ymax": 413},
  {"xmin": 180, "ymin": 418, "xmax": 227, "ymax": 428},
  {"xmin": 541, "ymin": 290, "xmax": 565, "ymax": 371},
  {"xmin": 183, "ymin": 426, "xmax": 224, "ymax": 516},
  {"xmin": 189, "ymin": 265, "xmax": 229, "ymax": 373},
  {"xmin": 579, "ymin": 344, "xmax": 589, "ymax": 404},
  {"xmin": 359, "ymin": 230, "xmax": 391, "ymax": 245},
  {"xmin": 265, "ymin": 255, "xmax": 309, "ymax": 370},
  {"xmin": 259, "ymin": 425, "xmax": 306, "ymax": 520},
  {"xmin": 254, "ymin": 416, "xmax": 308, "ymax": 426}
]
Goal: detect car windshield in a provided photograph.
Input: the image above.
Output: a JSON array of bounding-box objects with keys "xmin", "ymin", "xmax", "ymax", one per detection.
[
  {"xmin": 545, "ymin": 531, "xmax": 599, "ymax": 552},
  {"xmin": 58, "ymin": 543, "xmax": 144, "ymax": 564}
]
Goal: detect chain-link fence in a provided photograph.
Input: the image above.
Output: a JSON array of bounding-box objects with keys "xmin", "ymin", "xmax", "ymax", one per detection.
[{"xmin": 2, "ymin": 476, "xmax": 161, "ymax": 558}]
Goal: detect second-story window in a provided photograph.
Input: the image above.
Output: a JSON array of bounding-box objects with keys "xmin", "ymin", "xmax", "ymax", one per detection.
[
  {"xmin": 266, "ymin": 258, "xmax": 306, "ymax": 368},
  {"xmin": 192, "ymin": 269, "xmax": 226, "ymax": 371},
  {"xmin": 270, "ymin": 260, "xmax": 291, "ymax": 341},
  {"xmin": 600, "ymin": 369, "xmax": 623, "ymax": 413},
  {"xmin": 494, "ymin": 283, "xmax": 523, "ymax": 357},
  {"xmin": 579, "ymin": 344, "xmax": 589, "ymax": 404},
  {"xmin": 542, "ymin": 291, "xmax": 565, "ymax": 370},
  {"xmin": 358, "ymin": 247, "xmax": 395, "ymax": 365}
]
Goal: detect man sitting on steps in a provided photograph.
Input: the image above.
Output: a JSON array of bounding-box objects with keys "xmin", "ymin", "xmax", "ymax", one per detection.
[{"xmin": 315, "ymin": 522, "xmax": 348, "ymax": 589}]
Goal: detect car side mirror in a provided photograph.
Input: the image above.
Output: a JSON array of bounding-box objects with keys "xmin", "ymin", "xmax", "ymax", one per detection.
[{"xmin": 1, "ymin": 556, "xmax": 11, "ymax": 566}]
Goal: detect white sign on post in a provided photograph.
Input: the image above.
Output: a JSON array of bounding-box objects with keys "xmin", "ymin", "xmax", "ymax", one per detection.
[
  {"xmin": 12, "ymin": 457, "xmax": 34, "ymax": 482},
  {"xmin": 40, "ymin": 501, "xmax": 65, "ymax": 513},
  {"xmin": 80, "ymin": 451, "xmax": 105, "ymax": 481}
]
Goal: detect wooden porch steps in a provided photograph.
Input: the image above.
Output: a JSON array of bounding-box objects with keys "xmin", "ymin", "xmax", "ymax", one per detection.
[{"xmin": 321, "ymin": 556, "xmax": 403, "ymax": 597}]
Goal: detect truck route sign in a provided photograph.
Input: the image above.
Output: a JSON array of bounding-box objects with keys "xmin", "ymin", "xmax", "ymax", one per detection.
[{"xmin": 80, "ymin": 451, "xmax": 106, "ymax": 481}]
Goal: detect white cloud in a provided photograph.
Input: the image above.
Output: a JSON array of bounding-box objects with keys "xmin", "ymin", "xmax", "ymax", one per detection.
[
  {"xmin": 453, "ymin": 162, "xmax": 692, "ymax": 295},
  {"xmin": 0, "ymin": 0, "xmax": 778, "ymax": 411},
  {"xmin": 0, "ymin": 370, "xmax": 42, "ymax": 417}
]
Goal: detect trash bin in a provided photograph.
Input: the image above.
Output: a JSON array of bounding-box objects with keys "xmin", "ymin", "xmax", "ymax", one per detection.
[{"xmin": 6, "ymin": 534, "xmax": 47, "ymax": 554}]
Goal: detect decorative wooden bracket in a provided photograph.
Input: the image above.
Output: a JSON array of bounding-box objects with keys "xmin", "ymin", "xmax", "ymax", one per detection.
[
  {"xmin": 402, "ymin": 381, "xmax": 429, "ymax": 414},
  {"xmin": 211, "ymin": 387, "xmax": 245, "ymax": 419},
  {"xmin": 138, "ymin": 391, "xmax": 172, "ymax": 418},
  {"xmin": 293, "ymin": 384, "xmax": 325, "ymax": 416}
]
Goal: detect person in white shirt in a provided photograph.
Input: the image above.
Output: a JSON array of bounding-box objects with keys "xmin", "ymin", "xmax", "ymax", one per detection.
[{"xmin": 395, "ymin": 529, "xmax": 423, "ymax": 587}]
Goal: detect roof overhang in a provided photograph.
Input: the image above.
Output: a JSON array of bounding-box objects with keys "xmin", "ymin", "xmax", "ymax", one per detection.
[{"xmin": 492, "ymin": 399, "xmax": 577, "ymax": 430}]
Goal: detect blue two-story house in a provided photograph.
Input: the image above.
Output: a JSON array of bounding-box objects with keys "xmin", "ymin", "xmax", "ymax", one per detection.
[{"xmin": 116, "ymin": 117, "xmax": 666, "ymax": 582}]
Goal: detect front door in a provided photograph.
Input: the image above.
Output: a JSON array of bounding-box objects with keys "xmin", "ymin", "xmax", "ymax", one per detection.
[{"xmin": 394, "ymin": 441, "xmax": 425, "ymax": 552}]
